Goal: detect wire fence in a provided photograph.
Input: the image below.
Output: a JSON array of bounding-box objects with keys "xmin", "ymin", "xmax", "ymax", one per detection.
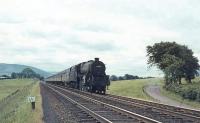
[{"xmin": 0, "ymin": 81, "xmax": 36, "ymax": 123}]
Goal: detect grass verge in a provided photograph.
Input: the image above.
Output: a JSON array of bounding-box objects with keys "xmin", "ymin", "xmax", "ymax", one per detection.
[{"xmin": 0, "ymin": 79, "xmax": 43, "ymax": 123}]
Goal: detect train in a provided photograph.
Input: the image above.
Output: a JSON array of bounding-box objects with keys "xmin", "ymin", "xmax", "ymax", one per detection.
[{"xmin": 45, "ymin": 58, "xmax": 110, "ymax": 94}]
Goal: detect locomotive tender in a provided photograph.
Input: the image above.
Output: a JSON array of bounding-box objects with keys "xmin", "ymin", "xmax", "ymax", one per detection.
[{"xmin": 46, "ymin": 58, "xmax": 110, "ymax": 94}]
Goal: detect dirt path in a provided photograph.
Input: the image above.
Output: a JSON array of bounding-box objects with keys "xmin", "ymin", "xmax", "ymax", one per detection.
[{"xmin": 144, "ymin": 85, "xmax": 195, "ymax": 109}]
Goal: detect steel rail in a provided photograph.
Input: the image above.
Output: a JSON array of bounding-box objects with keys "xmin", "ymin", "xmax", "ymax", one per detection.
[
  {"xmin": 107, "ymin": 94, "xmax": 200, "ymax": 120},
  {"xmin": 56, "ymin": 85, "xmax": 200, "ymax": 122},
  {"xmin": 67, "ymin": 86, "xmax": 200, "ymax": 121},
  {"xmin": 47, "ymin": 85, "xmax": 113, "ymax": 123},
  {"xmin": 48, "ymin": 84, "xmax": 161, "ymax": 123}
]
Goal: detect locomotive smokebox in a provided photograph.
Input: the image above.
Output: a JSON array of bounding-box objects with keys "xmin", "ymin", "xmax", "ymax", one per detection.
[{"xmin": 95, "ymin": 58, "xmax": 99, "ymax": 61}]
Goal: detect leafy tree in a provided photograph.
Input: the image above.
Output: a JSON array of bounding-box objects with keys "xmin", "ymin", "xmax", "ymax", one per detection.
[
  {"xmin": 21, "ymin": 68, "xmax": 36, "ymax": 78},
  {"xmin": 118, "ymin": 76, "xmax": 124, "ymax": 80},
  {"xmin": 124, "ymin": 74, "xmax": 139, "ymax": 80},
  {"xmin": 162, "ymin": 54, "xmax": 184, "ymax": 85},
  {"xmin": 110, "ymin": 74, "xmax": 140, "ymax": 81},
  {"xmin": 132, "ymin": 75, "xmax": 139, "ymax": 79},
  {"xmin": 11, "ymin": 68, "xmax": 44, "ymax": 80},
  {"xmin": 147, "ymin": 41, "xmax": 199, "ymax": 85},
  {"xmin": 11, "ymin": 72, "xmax": 17, "ymax": 79},
  {"xmin": 16, "ymin": 73, "xmax": 23, "ymax": 78},
  {"xmin": 110, "ymin": 75, "xmax": 118, "ymax": 81},
  {"xmin": 182, "ymin": 53, "xmax": 199, "ymax": 83},
  {"xmin": 124, "ymin": 74, "xmax": 133, "ymax": 80}
]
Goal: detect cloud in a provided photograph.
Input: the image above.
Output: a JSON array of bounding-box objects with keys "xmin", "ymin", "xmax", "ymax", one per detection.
[
  {"xmin": 0, "ymin": 15, "xmax": 24, "ymax": 24},
  {"xmin": 0, "ymin": 0, "xmax": 199, "ymax": 76},
  {"xmin": 74, "ymin": 24, "xmax": 113, "ymax": 33}
]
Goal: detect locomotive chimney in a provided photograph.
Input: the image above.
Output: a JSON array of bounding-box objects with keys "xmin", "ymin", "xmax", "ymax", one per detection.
[{"xmin": 95, "ymin": 58, "xmax": 99, "ymax": 61}]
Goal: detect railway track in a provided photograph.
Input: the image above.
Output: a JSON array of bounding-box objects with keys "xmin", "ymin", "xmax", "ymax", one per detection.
[
  {"xmin": 45, "ymin": 83, "xmax": 160, "ymax": 123},
  {"xmin": 107, "ymin": 94, "xmax": 200, "ymax": 118},
  {"xmin": 50, "ymin": 84, "xmax": 200, "ymax": 123}
]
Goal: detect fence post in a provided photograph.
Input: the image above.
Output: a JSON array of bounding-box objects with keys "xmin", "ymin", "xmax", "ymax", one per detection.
[
  {"xmin": 27, "ymin": 96, "xmax": 35, "ymax": 110},
  {"xmin": 31, "ymin": 101, "xmax": 35, "ymax": 110}
]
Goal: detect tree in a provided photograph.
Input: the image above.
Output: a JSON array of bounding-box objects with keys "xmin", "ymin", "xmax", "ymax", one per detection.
[
  {"xmin": 118, "ymin": 76, "xmax": 124, "ymax": 80},
  {"xmin": 11, "ymin": 68, "xmax": 44, "ymax": 79},
  {"xmin": 124, "ymin": 74, "xmax": 139, "ymax": 80},
  {"xmin": 181, "ymin": 49, "xmax": 200, "ymax": 83},
  {"xmin": 11, "ymin": 72, "xmax": 17, "ymax": 79},
  {"xmin": 110, "ymin": 75, "xmax": 118, "ymax": 81},
  {"xmin": 21, "ymin": 68, "xmax": 36, "ymax": 78},
  {"xmin": 147, "ymin": 41, "xmax": 199, "ymax": 85},
  {"xmin": 162, "ymin": 54, "xmax": 184, "ymax": 85},
  {"xmin": 124, "ymin": 74, "xmax": 132, "ymax": 80},
  {"xmin": 16, "ymin": 73, "xmax": 23, "ymax": 78}
]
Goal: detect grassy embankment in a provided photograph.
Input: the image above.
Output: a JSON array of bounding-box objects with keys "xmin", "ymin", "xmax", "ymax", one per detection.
[
  {"xmin": 108, "ymin": 78, "xmax": 162, "ymax": 100},
  {"xmin": 0, "ymin": 79, "xmax": 43, "ymax": 123}
]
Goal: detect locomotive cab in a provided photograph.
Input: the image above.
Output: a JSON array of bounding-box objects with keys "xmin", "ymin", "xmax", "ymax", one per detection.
[{"xmin": 89, "ymin": 58, "xmax": 109, "ymax": 94}]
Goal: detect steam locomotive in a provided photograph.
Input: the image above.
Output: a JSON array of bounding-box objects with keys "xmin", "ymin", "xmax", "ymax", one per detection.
[{"xmin": 45, "ymin": 58, "xmax": 110, "ymax": 94}]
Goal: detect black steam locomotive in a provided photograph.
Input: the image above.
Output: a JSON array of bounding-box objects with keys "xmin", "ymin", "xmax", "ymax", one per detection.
[{"xmin": 45, "ymin": 58, "xmax": 110, "ymax": 94}]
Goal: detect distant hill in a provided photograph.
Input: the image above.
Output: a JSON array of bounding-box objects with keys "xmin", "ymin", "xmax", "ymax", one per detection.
[{"xmin": 0, "ymin": 63, "xmax": 51, "ymax": 77}]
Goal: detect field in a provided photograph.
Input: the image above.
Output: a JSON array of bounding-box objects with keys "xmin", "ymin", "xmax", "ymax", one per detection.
[
  {"xmin": 108, "ymin": 78, "xmax": 162, "ymax": 100},
  {"xmin": 0, "ymin": 79, "xmax": 34, "ymax": 100},
  {"xmin": 0, "ymin": 79, "xmax": 43, "ymax": 123}
]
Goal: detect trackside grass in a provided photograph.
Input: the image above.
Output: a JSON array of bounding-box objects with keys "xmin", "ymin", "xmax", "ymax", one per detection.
[
  {"xmin": 0, "ymin": 79, "xmax": 43, "ymax": 123},
  {"xmin": 107, "ymin": 78, "xmax": 162, "ymax": 100}
]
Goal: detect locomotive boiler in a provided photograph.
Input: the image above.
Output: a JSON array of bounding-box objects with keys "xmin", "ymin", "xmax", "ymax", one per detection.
[{"xmin": 46, "ymin": 58, "xmax": 110, "ymax": 94}]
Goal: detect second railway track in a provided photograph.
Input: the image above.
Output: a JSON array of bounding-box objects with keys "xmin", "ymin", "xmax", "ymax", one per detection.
[{"xmin": 106, "ymin": 94, "xmax": 200, "ymax": 118}]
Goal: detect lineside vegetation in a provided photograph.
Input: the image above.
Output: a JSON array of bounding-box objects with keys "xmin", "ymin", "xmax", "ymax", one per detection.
[
  {"xmin": 147, "ymin": 41, "xmax": 200, "ymax": 102},
  {"xmin": 160, "ymin": 77, "xmax": 200, "ymax": 108}
]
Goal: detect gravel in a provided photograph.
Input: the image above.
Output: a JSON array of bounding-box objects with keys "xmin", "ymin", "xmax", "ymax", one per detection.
[{"xmin": 40, "ymin": 83, "xmax": 78, "ymax": 123}]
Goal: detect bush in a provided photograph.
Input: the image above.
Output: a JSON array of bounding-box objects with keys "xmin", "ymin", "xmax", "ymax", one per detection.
[
  {"xmin": 196, "ymin": 92, "xmax": 200, "ymax": 102},
  {"xmin": 184, "ymin": 89, "xmax": 197, "ymax": 100},
  {"xmin": 166, "ymin": 83, "xmax": 200, "ymax": 101},
  {"xmin": 164, "ymin": 83, "xmax": 181, "ymax": 93}
]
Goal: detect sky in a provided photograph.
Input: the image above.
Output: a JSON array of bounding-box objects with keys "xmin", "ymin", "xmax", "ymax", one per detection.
[{"xmin": 0, "ymin": 0, "xmax": 200, "ymax": 77}]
